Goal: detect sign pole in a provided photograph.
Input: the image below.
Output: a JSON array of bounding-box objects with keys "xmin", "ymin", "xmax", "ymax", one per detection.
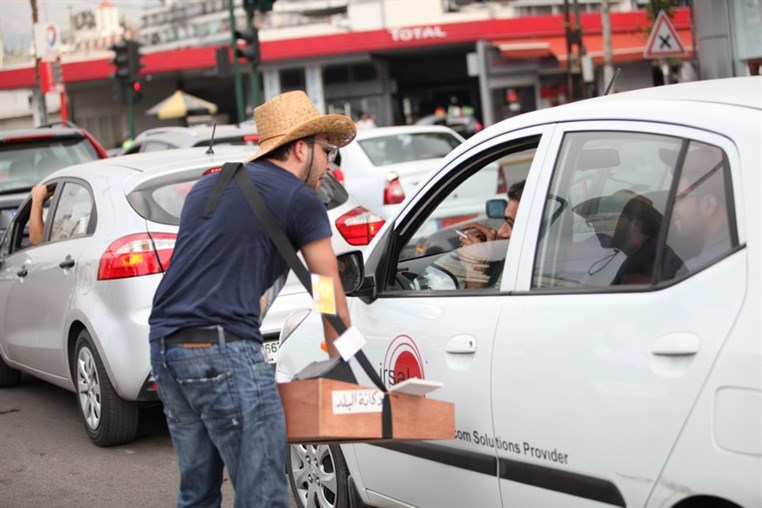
[{"xmin": 228, "ymin": 0, "xmax": 245, "ymax": 124}]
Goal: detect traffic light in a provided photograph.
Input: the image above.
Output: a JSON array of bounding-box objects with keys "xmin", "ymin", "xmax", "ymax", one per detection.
[
  {"xmin": 234, "ymin": 27, "xmax": 260, "ymax": 65},
  {"xmin": 125, "ymin": 40, "xmax": 143, "ymax": 81},
  {"xmin": 109, "ymin": 40, "xmax": 130, "ymax": 82},
  {"xmin": 132, "ymin": 81, "xmax": 143, "ymax": 104},
  {"xmin": 243, "ymin": 0, "xmax": 276, "ymax": 13}
]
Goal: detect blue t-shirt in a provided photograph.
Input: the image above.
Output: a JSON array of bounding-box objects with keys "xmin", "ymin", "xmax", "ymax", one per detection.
[{"xmin": 149, "ymin": 160, "xmax": 331, "ymax": 343}]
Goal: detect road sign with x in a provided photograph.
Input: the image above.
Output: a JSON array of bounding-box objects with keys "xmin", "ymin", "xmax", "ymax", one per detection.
[{"xmin": 644, "ymin": 10, "xmax": 688, "ymax": 59}]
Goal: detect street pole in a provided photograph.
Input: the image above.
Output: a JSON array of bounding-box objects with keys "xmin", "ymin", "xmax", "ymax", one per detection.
[
  {"xmin": 563, "ymin": 0, "xmax": 574, "ymax": 101},
  {"xmin": 228, "ymin": 0, "xmax": 246, "ymax": 124},
  {"xmin": 127, "ymin": 84, "xmax": 135, "ymax": 140},
  {"xmin": 30, "ymin": 0, "xmax": 48, "ymax": 125},
  {"xmin": 245, "ymin": 9, "xmax": 262, "ymax": 114},
  {"xmin": 601, "ymin": 0, "xmax": 614, "ymax": 92}
]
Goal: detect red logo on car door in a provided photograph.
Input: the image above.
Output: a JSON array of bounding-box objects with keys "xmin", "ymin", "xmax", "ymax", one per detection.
[{"xmin": 381, "ymin": 334, "xmax": 424, "ymax": 386}]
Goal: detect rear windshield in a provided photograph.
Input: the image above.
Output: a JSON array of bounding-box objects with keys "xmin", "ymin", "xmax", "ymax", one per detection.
[
  {"xmin": 128, "ymin": 172, "xmax": 349, "ymax": 225},
  {"xmin": 0, "ymin": 136, "xmax": 99, "ymax": 193},
  {"xmin": 358, "ymin": 132, "xmax": 461, "ymax": 166}
]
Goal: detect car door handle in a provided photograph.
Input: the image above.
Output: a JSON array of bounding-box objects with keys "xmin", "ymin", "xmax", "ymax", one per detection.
[
  {"xmin": 59, "ymin": 256, "xmax": 75, "ymax": 269},
  {"xmin": 446, "ymin": 335, "xmax": 477, "ymax": 354},
  {"xmin": 651, "ymin": 333, "xmax": 700, "ymax": 356},
  {"xmin": 16, "ymin": 266, "xmax": 28, "ymax": 278}
]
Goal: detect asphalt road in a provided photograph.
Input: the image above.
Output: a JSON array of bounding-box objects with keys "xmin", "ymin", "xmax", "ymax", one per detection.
[{"xmin": 0, "ymin": 374, "xmax": 297, "ymax": 507}]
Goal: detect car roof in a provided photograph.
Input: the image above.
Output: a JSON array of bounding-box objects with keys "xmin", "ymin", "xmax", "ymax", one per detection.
[
  {"xmin": 444, "ymin": 76, "xmax": 761, "ymax": 165},
  {"xmin": 353, "ymin": 125, "xmax": 462, "ymax": 141},
  {"xmin": 133, "ymin": 124, "xmax": 256, "ymax": 145},
  {"xmin": 41, "ymin": 145, "xmax": 256, "ymax": 189},
  {"xmin": 0, "ymin": 126, "xmax": 87, "ymax": 141}
]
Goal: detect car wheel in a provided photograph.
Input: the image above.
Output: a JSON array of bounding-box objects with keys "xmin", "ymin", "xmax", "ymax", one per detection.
[
  {"xmin": 288, "ymin": 443, "xmax": 350, "ymax": 508},
  {"xmin": 0, "ymin": 355, "xmax": 22, "ymax": 387},
  {"xmin": 74, "ymin": 330, "xmax": 139, "ymax": 446}
]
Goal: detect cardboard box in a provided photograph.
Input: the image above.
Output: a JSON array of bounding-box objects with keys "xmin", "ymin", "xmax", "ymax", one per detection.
[{"xmin": 278, "ymin": 378, "xmax": 455, "ymax": 443}]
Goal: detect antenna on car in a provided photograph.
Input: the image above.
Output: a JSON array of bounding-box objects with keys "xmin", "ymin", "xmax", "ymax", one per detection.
[
  {"xmin": 206, "ymin": 123, "xmax": 217, "ymax": 154},
  {"xmin": 603, "ymin": 67, "xmax": 622, "ymax": 96}
]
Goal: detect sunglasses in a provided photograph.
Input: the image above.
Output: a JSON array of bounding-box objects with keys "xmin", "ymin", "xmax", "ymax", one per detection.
[{"xmin": 312, "ymin": 139, "xmax": 339, "ymax": 164}]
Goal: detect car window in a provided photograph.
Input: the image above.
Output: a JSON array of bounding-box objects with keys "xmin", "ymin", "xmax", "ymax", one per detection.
[
  {"xmin": 127, "ymin": 171, "xmax": 348, "ymax": 226},
  {"xmin": 389, "ymin": 137, "xmax": 540, "ymax": 292},
  {"xmin": 0, "ymin": 136, "xmax": 97, "ymax": 193},
  {"xmin": 531, "ymin": 132, "xmax": 738, "ymax": 290},
  {"xmin": 358, "ymin": 132, "xmax": 461, "ymax": 166},
  {"xmin": 49, "ymin": 182, "xmax": 94, "ymax": 243},
  {"xmin": 3, "ymin": 190, "xmax": 53, "ymax": 254}
]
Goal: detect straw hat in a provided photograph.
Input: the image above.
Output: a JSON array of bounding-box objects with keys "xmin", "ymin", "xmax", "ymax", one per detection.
[{"xmin": 248, "ymin": 90, "xmax": 356, "ymax": 161}]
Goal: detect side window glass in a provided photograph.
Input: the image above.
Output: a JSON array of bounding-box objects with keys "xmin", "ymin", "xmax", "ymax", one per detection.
[
  {"xmin": 49, "ymin": 182, "xmax": 94, "ymax": 242},
  {"xmin": 665, "ymin": 141, "xmax": 737, "ymax": 275},
  {"xmin": 392, "ymin": 139, "xmax": 539, "ymax": 292},
  {"xmin": 532, "ymin": 131, "xmax": 684, "ymax": 289}
]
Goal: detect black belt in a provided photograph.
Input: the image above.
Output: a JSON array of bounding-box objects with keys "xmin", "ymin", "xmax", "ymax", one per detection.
[{"xmin": 164, "ymin": 327, "xmax": 246, "ymax": 345}]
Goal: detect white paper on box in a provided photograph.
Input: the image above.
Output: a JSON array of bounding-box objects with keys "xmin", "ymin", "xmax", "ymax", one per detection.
[
  {"xmin": 333, "ymin": 325, "xmax": 366, "ymax": 361},
  {"xmin": 332, "ymin": 389, "xmax": 384, "ymax": 414}
]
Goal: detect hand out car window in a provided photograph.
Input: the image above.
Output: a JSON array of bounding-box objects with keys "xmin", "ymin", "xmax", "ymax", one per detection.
[
  {"xmin": 49, "ymin": 182, "xmax": 94, "ymax": 242},
  {"xmin": 392, "ymin": 138, "xmax": 539, "ymax": 292},
  {"xmin": 531, "ymin": 132, "xmax": 737, "ymax": 290}
]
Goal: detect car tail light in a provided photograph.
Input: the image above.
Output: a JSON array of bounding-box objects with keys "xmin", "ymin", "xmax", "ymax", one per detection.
[
  {"xmin": 330, "ymin": 165, "xmax": 345, "ymax": 183},
  {"xmin": 98, "ymin": 233, "xmax": 176, "ymax": 280},
  {"xmin": 496, "ymin": 168, "xmax": 507, "ymax": 194},
  {"xmin": 383, "ymin": 175, "xmax": 405, "ymax": 205},
  {"xmin": 243, "ymin": 134, "xmax": 259, "ymax": 143},
  {"xmin": 475, "ymin": 121, "xmax": 484, "ymax": 132},
  {"xmin": 335, "ymin": 206, "xmax": 385, "ymax": 246},
  {"xmin": 203, "ymin": 166, "xmax": 223, "ymax": 175}
]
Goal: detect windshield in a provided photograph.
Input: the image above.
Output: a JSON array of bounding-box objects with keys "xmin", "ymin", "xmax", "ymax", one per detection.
[
  {"xmin": 358, "ymin": 132, "xmax": 461, "ymax": 166},
  {"xmin": 0, "ymin": 136, "xmax": 99, "ymax": 193}
]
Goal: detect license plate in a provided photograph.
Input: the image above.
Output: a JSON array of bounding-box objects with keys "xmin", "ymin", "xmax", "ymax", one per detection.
[{"xmin": 263, "ymin": 340, "xmax": 279, "ymax": 364}]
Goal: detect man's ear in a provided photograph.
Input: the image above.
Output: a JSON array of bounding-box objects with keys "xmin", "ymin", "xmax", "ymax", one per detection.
[{"xmin": 699, "ymin": 193, "xmax": 718, "ymax": 216}]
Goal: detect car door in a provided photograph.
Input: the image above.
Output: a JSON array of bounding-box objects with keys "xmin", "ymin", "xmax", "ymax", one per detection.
[
  {"xmin": 346, "ymin": 127, "xmax": 553, "ymax": 507},
  {"xmin": 33, "ymin": 179, "xmax": 96, "ymax": 378},
  {"xmin": 491, "ymin": 123, "xmax": 746, "ymax": 507},
  {"xmin": 0, "ymin": 180, "xmax": 94, "ymax": 379}
]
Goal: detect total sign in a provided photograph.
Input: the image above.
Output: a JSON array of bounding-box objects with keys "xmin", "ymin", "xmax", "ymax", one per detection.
[{"xmin": 35, "ymin": 23, "xmax": 60, "ymax": 62}]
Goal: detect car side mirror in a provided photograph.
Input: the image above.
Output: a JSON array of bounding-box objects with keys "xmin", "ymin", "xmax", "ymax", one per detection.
[
  {"xmin": 337, "ymin": 251, "xmax": 364, "ymax": 294},
  {"xmin": 486, "ymin": 199, "xmax": 507, "ymax": 219}
]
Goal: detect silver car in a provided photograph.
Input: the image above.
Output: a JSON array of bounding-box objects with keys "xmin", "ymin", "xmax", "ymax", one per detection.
[{"xmin": 0, "ymin": 145, "xmax": 384, "ymax": 446}]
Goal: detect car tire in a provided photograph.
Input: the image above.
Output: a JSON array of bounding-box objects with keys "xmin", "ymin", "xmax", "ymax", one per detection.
[
  {"xmin": 288, "ymin": 443, "xmax": 350, "ymax": 508},
  {"xmin": 0, "ymin": 355, "xmax": 22, "ymax": 387},
  {"xmin": 73, "ymin": 330, "xmax": 139, "ymax": 447}
]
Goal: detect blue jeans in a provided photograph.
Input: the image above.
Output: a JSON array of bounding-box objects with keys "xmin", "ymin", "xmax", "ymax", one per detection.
[{"xmin": 151, "ymin": 336, "xmax": 288, "ymax": 508}]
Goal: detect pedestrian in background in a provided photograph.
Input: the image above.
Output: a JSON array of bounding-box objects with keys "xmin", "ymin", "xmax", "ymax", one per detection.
[
  {"xmin": 148, "ymin": 90, "xmax": 356, "ymax": 507},
  {"xmin": 356, "ymin": 110, "xmax": 377, "ymax": 129}
]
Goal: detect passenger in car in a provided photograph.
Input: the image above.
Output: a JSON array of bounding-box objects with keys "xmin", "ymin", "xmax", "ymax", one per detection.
[
  {"xmin": 610, "ymin": 194, "xmax": 684, "ymax": 285},
  {"xmin": 457, "ymin": 179, "xmax": 525, "ymax": 288},
  {"xmin": 29, "ymin": 184, "xmax": 53, "ymax": 246},
  {"xmin": 669, "ymin": 146, "xmax": 733, "ymax": 272}
]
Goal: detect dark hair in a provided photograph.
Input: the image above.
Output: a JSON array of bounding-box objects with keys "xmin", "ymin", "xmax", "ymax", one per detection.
[
  {"xmin": 267, "ymin": 137, "xmax": 313, "ymax": 161},
  {"xmin": 620, "ymin": 195, "xmax": 662, "ymax": 237},
  {"xmin": 508, "ymin": 179, "xmax": 526, "ymax": 202}
]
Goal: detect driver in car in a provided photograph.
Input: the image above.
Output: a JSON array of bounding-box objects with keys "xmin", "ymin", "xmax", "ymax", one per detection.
[{"xmin": 456, "ymin": 179, "xmax": 524, "ymax": 288}]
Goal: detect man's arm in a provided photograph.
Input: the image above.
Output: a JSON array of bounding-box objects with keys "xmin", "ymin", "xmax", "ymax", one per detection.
[
  {"xmin": 29, "ymin": 185, "xmax": 51, "ymax": 246},
  {"xmin": 301, "ymin": 236, "xmax": 351, "ymax": 358}
]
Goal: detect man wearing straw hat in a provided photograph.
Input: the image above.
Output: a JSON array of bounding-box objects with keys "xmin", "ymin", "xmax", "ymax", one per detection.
[{"xmin": 148, "ymin": 91, "xmax": 356, "ymax": 507}]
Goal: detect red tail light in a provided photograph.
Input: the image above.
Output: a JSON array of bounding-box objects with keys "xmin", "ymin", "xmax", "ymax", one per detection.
[
  {"xmin": 475, "ymin": 121, "xmax": 484, "ymax": 132},
  {"xmin": 496, "ymin": 168, "xmax": 507, "ymax": 194},
  {"xmin": 335, "ymin": 206, "xmax": 385, "ymax": 246},
  {"xmin": 243, "ymin": 134, "xmax": 259, "ymax": 143},
  {"xmin": 330, "ymin": 165, "xmax": 345, "ymax": 183},
  {"xmin": 98, "ymin": 233, "xmax": 176, "ymax": 280},
  {"xmin": 383, "ymin": 176, "xmax": 405, "ymax": 205}
]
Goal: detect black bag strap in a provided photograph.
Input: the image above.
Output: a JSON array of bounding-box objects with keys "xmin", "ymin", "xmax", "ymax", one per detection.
[{"xmin": 205, "ymin": 162, "xmax": 393, "ymax": 438}]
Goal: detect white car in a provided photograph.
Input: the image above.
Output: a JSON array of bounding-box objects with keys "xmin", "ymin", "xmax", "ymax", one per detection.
[
  {"xmin": 338, "ymin": 125, "xmax": 471, "ymax": 218},
  {"xmin": 0, "ymin": 145, "xmax": 384, "ymax": 446},
  {"xmin": 277, "ymin": 77, "xmax": 762, "ymax": 508},
  {"xmin": 120, "ymin": 123, "xmax": 258, "ymax": 155}
]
